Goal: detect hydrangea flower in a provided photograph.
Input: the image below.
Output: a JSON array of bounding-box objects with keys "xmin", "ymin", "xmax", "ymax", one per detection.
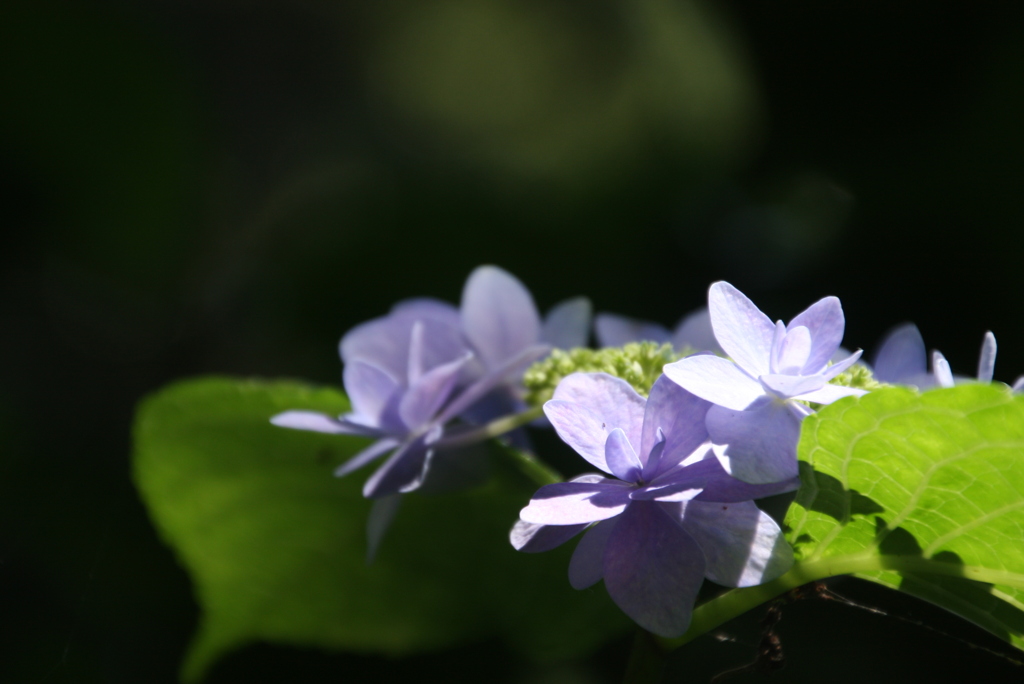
[
  {"xmin": 663, "ymin": 281, "xmax": 866, "ymax": 484},
  {"xmin": 511, "ymin": 373, "xmax": 795, "ymax": 637},
  {"xmin": 873, "ymin": 323, "xmax": 1018, "ymax": 390},
  {"xmin": 595, "ymin": 308, "xmax": 723, "ymax": 354},
  {"xmin": 457, "ymin": 265, "xmax": 591, "ymax": 426},
  {"xmin": 272, "ymin": 305, "xmax": 494, "ymax": 499},
  {"xmin": 271, "ymin": 265, "xmax": 589, "ymax": 500}
]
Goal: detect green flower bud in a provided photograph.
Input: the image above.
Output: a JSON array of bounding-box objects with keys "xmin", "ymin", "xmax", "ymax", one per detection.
[{"xmin": 524, "ymin": 342, "xmax": 688, "ymax": 406}]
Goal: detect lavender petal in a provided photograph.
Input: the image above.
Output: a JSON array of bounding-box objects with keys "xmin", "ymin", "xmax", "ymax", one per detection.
[
  {"xmin": 548, "ymin": 372, "xmax": 647, "ymax": 451},
  {"xmin": 461, "ymin": 265, "xmax": 541, "ymax": 370},
  {"xmin": 366, "ymin": 494, "xmax": 402, "ymax": 563},
  {"xmin": 594, "ymin": 313, "xmax": 671, "ymax": 347},
  {"xmin": 510, "ymin": 519, "xmax": 588, "ymax": 553},
  {"xmin": 342, "ymin": 315, "xmax": 467, "ymax": 379},
  {"xmin": 519, "ymin": 480, "xmax": 632, "ymax": 525},
  {"xmin": 797, "ymin": 383, "xmax": 866, "ymax": 404},
  {"xmin": 334, "ymin": 437, "xmax": 401, "ymax": 478},
  {"xmin": 271, "ymin": 410, "xmax": 366, "ymax": 435},
  {"xmin": 787, "ymin": 295, "xmax": 845, "ymax": 374},
  {"xmin": 362, "ymin": 428, "xmax": 440, "ymax": 498},
  {"xmin": 602, "ymin": 502, "xmax": 705, "ymax": 638},
  {"xmin": 605, "ymin": 428, "xmax": 643, "ymax": 483},
  {"xmin": 398, "ymin": 353, "xmax": 470, "ymax": 429},
  {"xmin": 439, "ymin": 344, "xmax": 550, "ymax": 423},
  {"xmin": 932, "ymin": 350, "xmax": 954, "ymax": 388},
  {"xmin": 820, "ymin": 349, "xmax": 864, "ymax": 381},
  {"xmin": 759, "ymin": 373, "xmax": 826, "ymax": 399},
  {"xmin": 872, "ymin": 323, "xmax": 927, "ymax": 384},
  {"xmin": 677, "ymin": 500, "xmax": 794, "ymax": 587},
  {"xmin": 671, "ymin": 307, "xmax": 722, "ymax": 354},
  {"xmin": 390, "ymin": 297, "xmax": 461, "ymax": 327},
  {"xmin": 542, "ymin": 297, "xmax": 593, "ymax": 349},
  {"xmin": 978, "ymin": 331, "xmax": 997, "ymax": 383},
  {"xmin": 568, "ymin": 519, "xmax": 617, "ymax": 589},
  {"xmin": 706, "ymin": 399, "xmax": 802, "ymax": 484},
  {"xmin": 775, "ymin": 325, "xmax": 813, "ymax": 374},
  {"xmin": 343, "ymin": 359, "xmax": 400, "ymax": 425},
  {"xmin": 707, "ymin": 281, "xmax": 775, "ymax": 377},
  {"xmin": 640, "ymin": 376, "xmax": 711, "ymax": 479},
  {"xmin": 542, "ymin": 401, "xmax": 614, "ymax": 474},
  {"xmin": 662, "ymin": 355, "xmax": 763, "ymax": 411}
]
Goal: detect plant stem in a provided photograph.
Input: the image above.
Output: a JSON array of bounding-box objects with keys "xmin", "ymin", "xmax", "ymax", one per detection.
[
  {"xmin": 622, "ymin": 629, "xmax": 668, "ymax": 684},
  {"xmin": 436, "ymin": 406, "xmax": 562, "ymax": 486},
  {"xmin": 437, "ymin": 406, "xmax": 545, "ymax": 449},
  {"xmin": 655, "ymin": 551, "xmax": 1024, "ymax": 653}
]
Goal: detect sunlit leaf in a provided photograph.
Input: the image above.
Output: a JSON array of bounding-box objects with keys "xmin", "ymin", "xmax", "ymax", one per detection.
[
  {"xmin": 787, "ymin": 384, "xmax": 1024, "ymax": 649},
  {"xmin": 133, "ymin": 377, "xmax": 629, "ymax": 682}
]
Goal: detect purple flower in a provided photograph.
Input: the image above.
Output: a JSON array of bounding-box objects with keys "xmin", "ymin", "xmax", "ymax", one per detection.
[
  {"xmin": 271, "ymin": 266, "xmax": 590, "ymax": 501},
  {"xmin": 272, "ymin": 305, "xmax": 491, "ymax": 499},
  {"xmin": 595, "ymin": 308, "xmax": 723, "ymax": 354},
  {"xmin": 873, "ymin": 324, "xmax": 1015, "ymax": 390},
  {"xmin": 458, "ymin": 265, "xmax": 591, "ymax": 425},
  {"xmin": 663, "ymin": 281, "xmax": 865, "ymax": 484},
  {"xmin": 511, "ymin": 373, "xmax": 794, "ymax": 637}
]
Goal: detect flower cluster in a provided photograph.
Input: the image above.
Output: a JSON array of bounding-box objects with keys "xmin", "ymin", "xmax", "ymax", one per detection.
[{"xmin": 271, "ymin": 267, "xmax": 1020, "ymax": 638}]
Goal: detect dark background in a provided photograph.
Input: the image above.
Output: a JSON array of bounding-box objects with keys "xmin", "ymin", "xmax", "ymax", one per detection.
[{"xmin": 2, "ymin": 1, "xmax": 1023, "ymax": 682}]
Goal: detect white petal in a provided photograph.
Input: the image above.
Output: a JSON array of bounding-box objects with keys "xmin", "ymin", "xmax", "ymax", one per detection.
[
  {"xmin": 662, "ymin": 355, "xmax": 764, "ymax": 411},
  {"xmin": 978, "ymin": 331, "xmax": 997, "ymax": 383},
  {"xmin": 708, "ymin": 281, "xmax": 775, "ymax": 377},
  {"xmin": 932, "ymin": 351, "xmax": 955, "ymax": 388}
]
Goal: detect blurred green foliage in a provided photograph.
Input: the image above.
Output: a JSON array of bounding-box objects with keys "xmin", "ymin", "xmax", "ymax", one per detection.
[{"xmin": 133, "ymin": 377, "xmax": 630, "ymax": 681}]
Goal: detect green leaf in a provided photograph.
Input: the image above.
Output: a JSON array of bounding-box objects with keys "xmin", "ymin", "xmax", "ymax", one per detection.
[
  {"xmin": 133, "ymin": 377, "xmax": 630, "ymax": 683},
  {"xmin": 787, "ymin": 384, "xmax": 1024, "ymax": 649}
]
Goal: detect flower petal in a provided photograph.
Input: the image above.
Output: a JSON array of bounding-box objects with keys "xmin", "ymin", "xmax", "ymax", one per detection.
[
  {"xmin": 872, "ymin": 323, "xmax": 926, "ymax": 384},
  {"xmin": 548, "ymin": 372, "xmax": 646, "ymax": 455},
  {"xmin": 568, "ymin": 519, "xmax": 617, "ymax": 589},
  {"xmin": 662, "ymin": 354, "xmax": 763, "ymax": 411},
  {"xmin": 677, "ymin": 500, "xmax": 794, "ymax": 587},
  {"xmin": 271, "ymin": 410, "xmax": 367, "ymax": 435},
  {"xmin": 341, "ymin": 314, "xmax": 466, "ymax": 378},
  {"xmin": 632, "ymin": 486, "xmax": 702, "ymax": 503},
  {"xmin": 362, "ymin": 428, "xmax": 440, "ymax": 498},
  {"xmin": 439, "ymin": 344, "xmax": 550, "ymax": 424},
  {"xmin": 510, "ymin": 519, "xmax": 588, "ymax": 553},
  {"xmin": 932, "ymin": 351, "xmax": 955, "ymax": 387},
  {"xmin": 334, "ymin": 437, "xmax": 401, "ymax": 478},
  {"xmin": 978, "ymin": 331, "xmax": 997, "ymax": 383},
  {"xmin": 398, "ymin": 353, "xmax": 471, "ymax": 428},
  {"xmin": 602, "ymin": 502, "xmax": 705, "ymax": 637},
  {"xmin": 366, "ymin": 495, "xmax": 402, "ymax": 563},
  {"xmin": 594, "ymin": 313, "xmax": 671, "ymax": 347},
  {"xmin": 542, "ymin": 297, "xmax": 592, "ymax": 349},
  {"xmin": 671, "ymin": 308, "xmax": 721, "ymax": 353},
  {"xmin": 543, "ymin": 401, "xmax": 613, "ymax": 473},
  {"xmin": 519, "ymin": 479, "xmax": 632, "ymax": 525},
  {"xmin": 390, "ymin": 297, "xmax": 460, "ymax": 327},
  {"xmin": 775, "ymin": 325, "xmax": 812, "ymax": 374},
  {"xmin": 638, "ymin": 449, "xmax": 800, "ymax": 502},
  {"xmin": 787, "ymin": 295, "xmax": 845, "ymax": 374},
  {"xmin": 759, "ymin": 373, "xmax": 826, "ymax": 399},
  {"xmin": 708, "ymin": 281, "xmax": 775, "ymax": 377},
  {"xmin": 820, "ymin": 349, "xmax": 864, "ymax": 381},
  {"xmin": 706, "ymin": 399, "xmax": 802, "ymax": 484},
  {"xmin": 640, "ymin": 376, "xmax": 711, "ymax": 479},
  {"xmin": 797, "ymin": 383, "xmax": 866, "ymax": 404},
  {"xmin": 343, "ymin": 360, "xmax": 400, "ymax": 426},
  {"xmin": 605, "ymin": 428, "xmax": 642, "ymax": 482},
  {"xmin": 461, "ymin": 265, "xmax": 541, "ymax": 370}
]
